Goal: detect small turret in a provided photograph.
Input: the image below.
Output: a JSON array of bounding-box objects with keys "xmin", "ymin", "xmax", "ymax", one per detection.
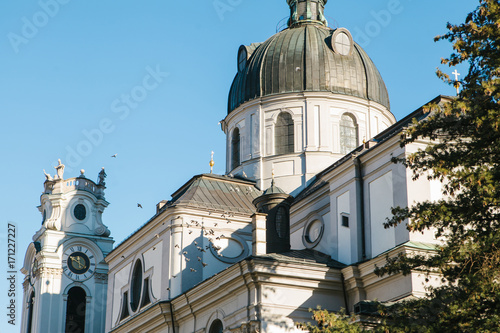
[{"xmin": 253, "ymin": 178, "xmax": 293, "ymax": 254}]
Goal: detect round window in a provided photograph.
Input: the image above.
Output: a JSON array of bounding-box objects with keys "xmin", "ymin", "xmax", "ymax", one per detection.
[
  {"xmin": 74, "ymin": 204, "xmax": 86, "ymax": 221},
  {"xmin": 302, "ymin": 218, "xmax": 324, "ymax": 248},
  {"xmin": 306, "ymin": 220, "xmax": 323, "ymax": 243},
  {"xmin": 331, "ymin": 28, "xmax": 353, "ymax": 56}
]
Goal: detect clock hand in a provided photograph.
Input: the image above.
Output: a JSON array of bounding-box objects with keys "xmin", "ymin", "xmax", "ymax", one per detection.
[
  {"xmin": 77, "ymin": 256, "xmax": 87, "ymax": 269},
  {"xmin": 70, "ymin": 256, "xmax": 80, "ymax": 269}
]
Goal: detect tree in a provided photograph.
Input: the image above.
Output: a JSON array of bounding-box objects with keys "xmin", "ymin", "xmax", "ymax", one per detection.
[
  {"xmin": 300, "ymin": 1, "xmax": 500, "ymax": 332},
  {"xmin": 375, "ymin": 0, "xmax": 500, "ymax": 331},
  {"xmin": 297, "ymin": 308, "xmax": 365, "ymax": 333}
]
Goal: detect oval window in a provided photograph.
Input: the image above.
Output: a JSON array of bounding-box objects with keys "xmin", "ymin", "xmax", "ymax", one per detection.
[
  {"xmin": 306, "ymin": 220, "xmax": 323, "ymax": 243},
  {"xmin": 130, "ymin": 260, "xmax": 143, "ymax": 312},
  {"xmin": 74, "ymin": 204, "xmax": 86, "ymax": 221}
]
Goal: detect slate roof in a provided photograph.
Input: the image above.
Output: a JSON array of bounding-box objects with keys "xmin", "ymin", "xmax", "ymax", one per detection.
[
  {"xmin": 165, "ymin": 174, "xmax": 262, "ymax": 215},
  {"xmin": 228, "ymin": 24, "xmax": 390, "ymax": 113}
]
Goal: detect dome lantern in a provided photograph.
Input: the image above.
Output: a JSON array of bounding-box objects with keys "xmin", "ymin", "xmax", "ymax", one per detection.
[{"xmin": 287, "ymin": 0, "xmax": 328, "ymax": 27}]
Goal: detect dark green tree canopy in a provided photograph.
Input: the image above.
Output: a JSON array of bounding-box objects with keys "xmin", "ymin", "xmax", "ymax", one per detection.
[{"xmin": 300, "ymin": 1, "xmax": 500, "ymax": 332}]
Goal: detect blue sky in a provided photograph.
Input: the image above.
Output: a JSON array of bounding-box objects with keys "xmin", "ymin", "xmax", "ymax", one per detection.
[{"xmin": 0, "ymin": 0, "xmax": 475, "ymax": 330}]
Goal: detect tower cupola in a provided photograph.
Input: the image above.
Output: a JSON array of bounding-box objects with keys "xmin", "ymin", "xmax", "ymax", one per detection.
[{"xmin": 287, "ymin": 0, "xmax": 328, "ymax": 27}]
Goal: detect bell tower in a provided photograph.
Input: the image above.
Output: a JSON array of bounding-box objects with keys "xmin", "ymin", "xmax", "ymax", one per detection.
[{"xmin": 20, "ymin": 161, "xmax": 114, "ymax": 333}]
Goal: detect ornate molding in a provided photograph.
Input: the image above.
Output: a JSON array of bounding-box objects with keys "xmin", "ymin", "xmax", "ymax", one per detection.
[
  {"xmin": 39, "ymin": 267, "xmax": 63, "ymax": 276},
  {"xmin": 95, "ymin": 273, "xmax": 108, "ymax": 282},
  {"xmin": 229, "ymin": 321, "xmax": 260, "ymax": 333},
  {"xmin": 23, "ymin": 279, "xmax": 30, "ymax": 291}
]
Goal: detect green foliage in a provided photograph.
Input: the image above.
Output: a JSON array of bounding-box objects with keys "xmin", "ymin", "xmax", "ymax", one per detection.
[
  {"xmin": 300, "ymin": 2, "xmax": 500, "ymax": 331},
  {"xmin": 297, "ymin": 308, "xmax": 365, "ymax": 333},
  {"xmin": 375, "ymin": 0, "xmax": 500, "ymax": 332}
]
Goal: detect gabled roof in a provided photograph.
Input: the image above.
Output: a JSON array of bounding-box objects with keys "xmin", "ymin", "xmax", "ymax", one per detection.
[
  {"xmin": 165, "ymin": 174, "xmax": 262, "ymax": 215},
  {"xmin": 108, "ymin": 174, "xmax": 261, "ymax": 256}
]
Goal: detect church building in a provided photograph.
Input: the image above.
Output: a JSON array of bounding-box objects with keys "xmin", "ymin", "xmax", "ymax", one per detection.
[{"xmin": 21, "ymin": 1, "xmax": 446, "ymax": 332}]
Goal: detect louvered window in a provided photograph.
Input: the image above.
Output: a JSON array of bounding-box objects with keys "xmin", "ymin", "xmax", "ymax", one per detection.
[
  {"xmin": 275, "ymin": 112, "xmax": 294, "ymax": 155},
  {"xmin": 340, "ymin": 114, "xmax": 358, "ymax": 154}
]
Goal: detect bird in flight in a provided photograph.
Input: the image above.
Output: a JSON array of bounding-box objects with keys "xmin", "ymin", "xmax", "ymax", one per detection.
[
  {"xmin": 137, "ymin": 203, "xmax": 143, "ymax": 208},
  {"xmin": 111, "ymin": 154, "xmax": 118, "ymax": 158}
]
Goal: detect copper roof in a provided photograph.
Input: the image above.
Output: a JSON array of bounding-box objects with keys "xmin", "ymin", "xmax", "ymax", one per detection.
[
  {"xmin": 167, "ymin": 174, "xmax": 262, "ymax": 214},
  {"xmin": 228, "ymin": 24, "xmax": 390, "ymax": 113}
]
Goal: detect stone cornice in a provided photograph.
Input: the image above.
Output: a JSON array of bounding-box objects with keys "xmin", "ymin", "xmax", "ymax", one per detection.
[
  {"xmin": 109, "ymin": 302, "xmax": 172, "ymax": 333},
  {"xmin": 229, "ymin": 320, "xmax": 261, "ymax": 333}
]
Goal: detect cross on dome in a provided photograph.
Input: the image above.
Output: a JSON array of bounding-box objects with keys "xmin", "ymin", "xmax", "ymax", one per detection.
[{"xmin": 452, "ymin": 69, "xmax": 461, "ymax": 95}]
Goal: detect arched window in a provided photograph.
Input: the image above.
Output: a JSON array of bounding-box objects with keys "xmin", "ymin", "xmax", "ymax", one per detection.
[
  {"xmin": 275, "ymin": 112, "xmax": 294, "ymax": 155},
  {"xmin": 340, "ymin": 114, "xmax": 358, "ymax": 154},
  {"xmin": 65, "ymin": 287, "xmax": 86, "ymax": 333},
  {"xmin": 231, "ymin": 128, "xmax": 240, "ymax": 169},
  {"xmin": 27, "ymin": 292, "xmax": 35, "ymax": 333},
  {"xmin": 130, "ymin": 260, "xmax": 143, "ymax": 313},
  {"xmin": 209, "ymin": 319, "xmax": 224, "ymax": 333}
]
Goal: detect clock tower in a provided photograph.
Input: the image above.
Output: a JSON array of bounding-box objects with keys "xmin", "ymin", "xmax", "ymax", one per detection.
[{"xmin": 20, "ymin": 161, "xmax": 114, "ymax": 333}]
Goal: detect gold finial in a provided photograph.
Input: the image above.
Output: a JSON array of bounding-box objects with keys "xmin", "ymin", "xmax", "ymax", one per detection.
[
  {"xmin": 271, "ymin": 168, "xmax": 275, "ymax": 187},
  {"xmin": 209, "ymin": 151, "xmax": 215, "ymax": 173}
]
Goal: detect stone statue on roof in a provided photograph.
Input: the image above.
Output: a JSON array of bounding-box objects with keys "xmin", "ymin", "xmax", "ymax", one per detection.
[
  {"xmin": 98, "ymin": 167, "xmax": 107, "ymax": 186},
  {"xmin": 54, "ymin": 159, "xmax": 65, "ymax": 180},
  {"xmin": 43, "ymin": 169, "xmax": 53, "ymax": 181}
]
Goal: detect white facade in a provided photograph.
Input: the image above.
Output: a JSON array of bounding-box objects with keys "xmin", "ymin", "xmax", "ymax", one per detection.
[
  {"xmin": 20, "ymin": 173, "xmax": 113, "ymax": 333},
  {"xmin": 223, "ymin": 92, "xmax": 395, "ymax": 196},
  {"xmin": 21, "ymin": 1, "xmax": 449, "ymax": 331},
  {"xmin": 101, "ymin": 98, "xmax": 446, "ymax": 333}
]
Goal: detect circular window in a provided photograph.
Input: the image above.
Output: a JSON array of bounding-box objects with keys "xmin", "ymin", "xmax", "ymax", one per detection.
[
  {"xmin": 302, "ymin": 218, "xmax": 324, "ymax": 248},
  {"xmin": 331, "ymin": 28, "xmax": 353, "ymax": 56},
  {"xmin": 130, "ymin": 260, "xmax": 143, "ymax": 313},
  {"xmin": 74, "ymin": 204, "xmax": 86, "ymax": 221}
]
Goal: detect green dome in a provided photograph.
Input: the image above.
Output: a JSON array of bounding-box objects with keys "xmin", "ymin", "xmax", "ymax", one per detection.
[{"xmin": 228, "ymin": 23, "xmax": 390, "ymax": 114}]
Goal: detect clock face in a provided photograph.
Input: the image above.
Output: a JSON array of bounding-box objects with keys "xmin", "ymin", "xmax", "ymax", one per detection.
[{"xmin": 62, "ymin": 246, "xmax": 96, "ymax": 281}]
